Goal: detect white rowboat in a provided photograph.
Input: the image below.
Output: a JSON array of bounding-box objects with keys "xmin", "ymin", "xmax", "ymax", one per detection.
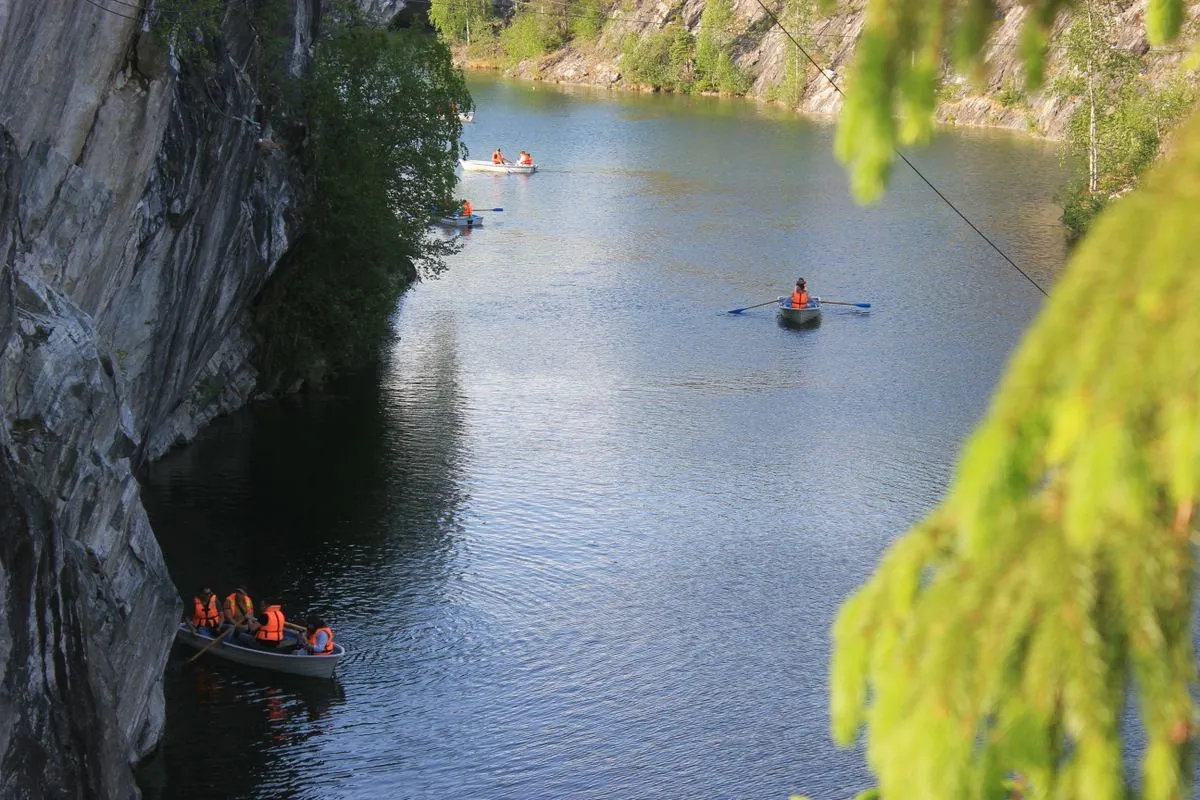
[
  {"xmin": 460, "ymin": 159, "xmax": 537, "ymax": 175},
  {"xmin": 777, "ymin": 296, "xmax": 822, "ymax": 327},
  {"xmin": 175, "ymin": 623, "xmax": 345, "ymax": 679}
]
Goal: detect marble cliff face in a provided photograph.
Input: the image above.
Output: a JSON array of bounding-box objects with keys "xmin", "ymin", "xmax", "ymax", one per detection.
[{"xmin": 0, "ymin": 0, "xmax": 320, "ymax": 795}]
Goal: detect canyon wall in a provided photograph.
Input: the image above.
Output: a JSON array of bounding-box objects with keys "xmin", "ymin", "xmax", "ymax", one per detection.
[{"xmin": 0, "ymin": 0, "xmax": 318, "ymax": 795}]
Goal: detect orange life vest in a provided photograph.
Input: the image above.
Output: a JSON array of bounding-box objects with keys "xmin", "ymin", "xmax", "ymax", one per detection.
[
  {"xmin": 492, "ymin": 152, "xmax": 504, "ymax": 164},
  {"xmin": 224, "ymin": 592, "xmax": 253, "ymax": 622},
  {"xmin": 519, "ymin": 154, "xmax": 532, "ymax": 165},
  {"xmin": 307, "ymin": 626, "xmax": 335, "ymax": 655},
  {"xmin": 192, "ymin": 594, "xmax": 220, "ymax": 628},
  {"xmin": 462, "ymin": 201, "xmax": 473, "ymax": 217},
  {"xmin": 792, "ymin": 289, "xmax": 808, "ymax": 307},
  {"xmin": 256, "ymin": 605, "xmax": 285, "ymax": 642}
]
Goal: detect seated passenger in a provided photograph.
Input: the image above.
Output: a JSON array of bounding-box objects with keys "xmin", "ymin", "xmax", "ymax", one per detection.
[
  {"xmin": 189, "ymin": 586, "xmax": 221, "ymax": 634},
  {"xmin": 299, "ymin": 615, "xmax": 336, "ymax": 655}
]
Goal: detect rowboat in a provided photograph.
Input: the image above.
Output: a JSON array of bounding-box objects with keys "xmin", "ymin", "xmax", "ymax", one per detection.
[
  {"xmin": 459, "ymin": 158, "xmax": 537, "ymax": 175},
  {"xmin": 437, "ymin": 213, "xmax": 484, "ymax": 228},
  {"xmin": 175, "ymin": 623, "xmax": 345, "ymax": 679},
  {"xmin": 458, "ymin": 111, "xmax": 474, "ymax": 123},
  {"xmin": 777, "ymin": 296, "xmax": 822, "ymax": 327}
]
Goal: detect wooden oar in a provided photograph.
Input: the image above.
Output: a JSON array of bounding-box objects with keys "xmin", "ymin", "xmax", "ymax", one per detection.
[
  {"xmin": 727, "ymin": 298, "xmax": 781, "ymax": 314},
  {"xmin": 186, "ymin": 626, "xmax": 234, "ymax": 664},
  {"xmin": 819, "ymin": 299, "xmax": 872, "ymax": 308}
]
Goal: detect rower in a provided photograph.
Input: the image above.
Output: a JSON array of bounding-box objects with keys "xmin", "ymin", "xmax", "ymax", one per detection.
[
  {"xmin": 462, "ymin": 199, "xmax": 474, "ymax": 217},
  {"xmin": 791, "ymin": 278, "xmax": 810, "ymax": 308},
  {"xmin": 491, "ymin": 147, "xmax": 506, "ymax": 165},
  {"xmin": 251, "ymin": 600, "xmax": 291, "ymax": 650},
  {"xmin": 223, "ymin": 586, "xmax": 254, "ymax": 630}
]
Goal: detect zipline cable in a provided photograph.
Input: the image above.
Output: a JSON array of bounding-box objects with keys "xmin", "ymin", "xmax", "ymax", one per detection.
[{"xmin": 754, "ymin": 0, "xmax": 1052, "ymax": 295}]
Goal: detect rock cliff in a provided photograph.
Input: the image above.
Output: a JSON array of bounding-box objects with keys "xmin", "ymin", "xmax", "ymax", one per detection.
[
  {"xmin": 505, "ymin": 0, "xmax": 1198, "ymax": 140},
  {"xmin": 0, "ymin": 0, "xmax": 317, "ymax": 795}
]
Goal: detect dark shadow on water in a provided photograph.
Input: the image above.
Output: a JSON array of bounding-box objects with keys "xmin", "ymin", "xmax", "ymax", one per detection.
[
  {"xmin": 139, "ymin": 649, "xmax": 347, "ymax": 800},
  {"xmin": 138, "ymin": 351, "xmax": 468, "ymax": 799}
]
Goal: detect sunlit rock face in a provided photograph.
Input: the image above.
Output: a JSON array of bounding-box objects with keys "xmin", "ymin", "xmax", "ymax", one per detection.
[
  {"xmin": 512, "ymin": 0, "xmax": 1171, "ymax": 140},
  {"xmin": 358, "ymin": 0, "xmax": 408, "ymax": 24},
  {"xmin": 0, "ymin": 0, "xmax": 318, "ymax": 795}
]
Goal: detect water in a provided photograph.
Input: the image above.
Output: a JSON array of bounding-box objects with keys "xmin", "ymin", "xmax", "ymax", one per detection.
[{"xmin": 138, "ymin": 76, "xmax": 1069, "ymax": 799}]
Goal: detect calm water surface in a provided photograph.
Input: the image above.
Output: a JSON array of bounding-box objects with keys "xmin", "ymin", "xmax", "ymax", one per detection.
[{"xmin": 139, "ymin": 77, "xmax": 1069, "ymax": 799}]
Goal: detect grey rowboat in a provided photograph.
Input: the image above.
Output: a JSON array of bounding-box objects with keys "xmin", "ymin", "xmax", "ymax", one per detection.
[
  {"xmin": 777, "ymin": 296, "xmax": 822, "ymax": 327},
  {"xmin": 176, "ymin": 623, "xmax": 345, "ymax": 679}
]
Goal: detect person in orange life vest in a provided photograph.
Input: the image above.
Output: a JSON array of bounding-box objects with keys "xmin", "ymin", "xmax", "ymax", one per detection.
[
  {"xmin": 223, "ymin": 586, "xmax": 254, "ymax": 629},
  {"xmin": 491, "ymin": 147, "xmax": 506, "ymax": 165},
  {"xmin": 791, "ymin": 278, "xmax": 809, "ymax": 308},
  {"xmin": 461, "ymin": 199, "xmax": 474, "ymax": 217},
  {"xmin": 518, "ymin": 150, "xmax": 533, "ymax": 166},
  {"xmin": 299, "ymin": 614, "xmax": 335, "ymax": 655},
  {"xmin": 189, "ymin": 586, "xmax": 221, "ymax": 633},
  {"xmin": 251, "ymin": 600, "xmax": 290, "ymax": 649}
]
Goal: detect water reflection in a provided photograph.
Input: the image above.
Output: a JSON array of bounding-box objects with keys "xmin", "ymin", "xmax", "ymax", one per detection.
[
  {"xmin": 142, "ymin": 76, "xmax": 1071, "ymax": 799},
  {"xmin": 142, "ymin": 339, "xmax": 470, "ymax": 799},
  {"xmin": 139, "ymin": 658, "xmax": 346, "ymax": 800}
]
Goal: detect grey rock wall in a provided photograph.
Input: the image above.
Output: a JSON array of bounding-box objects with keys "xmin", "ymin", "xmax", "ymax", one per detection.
[
  {"xmin": 359, "ymin": 0, "xmax": 408, "ymax": 24},
  {"xmin": 0, "ymin": 0, "xmax": 318, "ymax": 795},
  {"xmin": 508, "ymin": 0, "xmax": 1199, "ymax": 141}
]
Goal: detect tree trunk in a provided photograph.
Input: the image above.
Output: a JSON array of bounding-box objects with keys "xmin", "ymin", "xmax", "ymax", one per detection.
[{"xmin": 1087, "ymin": 1, "xmax": 1099, "ymax": 193}]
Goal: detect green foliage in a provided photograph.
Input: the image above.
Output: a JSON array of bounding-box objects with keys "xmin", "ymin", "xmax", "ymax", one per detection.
[
  {"xmin": 498, "ymin": 4, "xmax": 562, "ymax": 66},
  {"xmin": 826, "ymin": 0, "xmax": 1200, "ymax": 797},
  {"xmin": 255, "ymin": 17, "xmax": 469, "ymax": 385},
  {"xmin": 1054, "ymin": 1, "xmax": 1197, "ymax": 238},
  {"xmin": 428, "ymin": 0, "xmax": 494, "ymax": 44},
  {"xmin": 150, "ymin": 0, "xmax": 227, "ymax": 58},
  {"xmin": 569, "ymin": 0, "xmax": 608, "ymax": 42},
  {"xmin": 694, "ymin": 0, "xmax": 751, "ymax": 94},
  {"xmin": 1057, "ymin": 184, "xmax": 1107, "ymax": 239},
  {"xmin": 621, "ymin": 26, "xmax": 695, "ymax": 92},
  {"xmin": 832, "ymin": 112, "xmax": 1200, "ymax": 795},
  {"xmin": 995, "ymin": 77, "xmax": 1024, "ymax": 108},
  {"xmin": 1147, "ymin": 0, "xmax": 1185, "ymax": 45},
  {"xmin": 832, "ymin": 0, "xmax": 1189, "ymax": 203},
  {"xmin": 773, "ymin": 0, "xmax": 818, "ymax": 107}
]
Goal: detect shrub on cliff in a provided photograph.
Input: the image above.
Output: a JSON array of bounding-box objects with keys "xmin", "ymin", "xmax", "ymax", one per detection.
[
  {"xmin": 255, "ymin": 15, "xmax": 469, "ymax": 387},
  {"xmin": 621, "ymin": 26, "xmax": 695, "ymax": 93}
]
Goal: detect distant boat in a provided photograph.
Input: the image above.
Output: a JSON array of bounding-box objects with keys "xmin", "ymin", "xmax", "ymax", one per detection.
[
  {"xmin": 175, "ymin": 624, "xmax": 345, "ymax": 679},
  {"xmin": 458, "ymin": 111, "xmax": 474, "ymax": 123},
  {"xmin": 777, "ymin": 296, "xmax": 822, "ymax": 327},
  {"xmin": 460, "ymin": 158, "xmax": 537, "ymax": 175},
  {"xmin": 437, "ymin": 213, "xmax": 484, "ymax": 228}
]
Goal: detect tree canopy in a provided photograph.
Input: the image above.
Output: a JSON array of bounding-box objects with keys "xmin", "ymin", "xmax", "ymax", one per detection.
[
  {"xmin": 255, "ymin": 14, "xmax": 469, "ymax": 385},
  {"xmin": 820, "ymin": 0, "xmax": 1200, "ymax": 798}
]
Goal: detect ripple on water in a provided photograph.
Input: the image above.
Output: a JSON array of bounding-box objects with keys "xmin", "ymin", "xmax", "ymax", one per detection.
[{"xmin": 141, "ymin": 75, "xmax": 1070, "ymax": 800}]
